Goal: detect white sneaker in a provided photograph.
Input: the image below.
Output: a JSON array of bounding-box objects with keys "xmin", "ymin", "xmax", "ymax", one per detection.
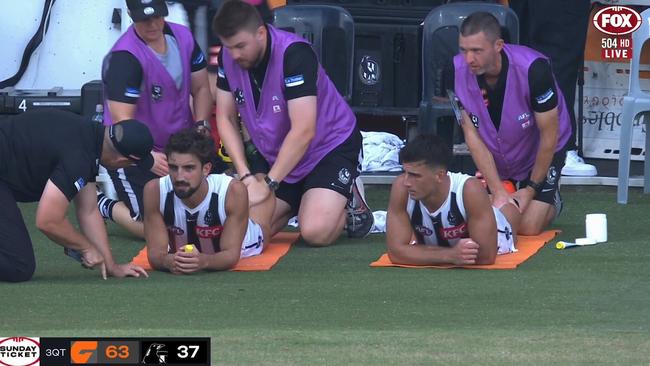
[{"xmin": 561, "ymin": 150, "xmax": 597, "ymax": 176}]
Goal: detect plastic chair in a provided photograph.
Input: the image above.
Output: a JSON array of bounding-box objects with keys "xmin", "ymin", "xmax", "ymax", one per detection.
[
  {"xmin": 272, "ymin": 5, "xmax": 354, "ymax": 100},
  {"xmin": 617, "ymin": 8, "xmax": 650, "ymax": 204},
  {"xmin": 418, "ymin": 2, "xmax": 519, "ymax": 137}
]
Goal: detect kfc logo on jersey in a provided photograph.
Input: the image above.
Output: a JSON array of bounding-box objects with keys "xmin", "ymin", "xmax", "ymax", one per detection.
[
  {"xmin": 593, "ymin": 6, "xmax": 641, "ymax": 35},
  {"xmin": 196, "ymin": 225, "xmax": 223, "ymax": 238},
  {"xmin": 439, "ymin": 223, "xmax": 468, "ymax": 240}
]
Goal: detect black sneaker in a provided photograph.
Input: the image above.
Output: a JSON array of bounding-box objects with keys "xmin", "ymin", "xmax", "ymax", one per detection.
[{"xmin": 346, "ymin": 177, "xmax": 374, "ymax": 238}]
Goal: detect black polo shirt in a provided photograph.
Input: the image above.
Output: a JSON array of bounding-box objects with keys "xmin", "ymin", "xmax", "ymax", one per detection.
[{"xmin": 0, "ymin": 110, "xmax": 104, "ymax": 202}]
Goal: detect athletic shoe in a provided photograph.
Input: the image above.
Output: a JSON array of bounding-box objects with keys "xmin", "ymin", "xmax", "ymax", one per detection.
[
  {"xmin": 561, "ymin": 150, "xmax": 597, "ymax": 176},
  {"xmin": 345, "ymin": 177, "xmax": 374, "ymax": 238}
]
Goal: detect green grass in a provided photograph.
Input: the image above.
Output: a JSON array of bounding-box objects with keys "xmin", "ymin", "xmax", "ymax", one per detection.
[{"xmin": 2, "ymin": 186, "xmax": 650, "ymax": 365}]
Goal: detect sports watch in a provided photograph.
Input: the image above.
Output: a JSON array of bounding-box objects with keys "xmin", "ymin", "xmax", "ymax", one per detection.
[
  {"xmin": 264, "ymin": 175, "xmax": 279, "ymax": 191},
  {"xmin": 527, "ymin": 179, "xmax": 543, "ymax": 193},
  {"xmin": 194, "ymin": 120, "xmax": 210, "ymax": 130}
]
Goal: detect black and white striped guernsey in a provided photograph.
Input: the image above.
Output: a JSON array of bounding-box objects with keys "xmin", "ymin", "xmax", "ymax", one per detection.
[{"xmin": 406, "ymin": 172, "xmax": 516, "ymax": 254}]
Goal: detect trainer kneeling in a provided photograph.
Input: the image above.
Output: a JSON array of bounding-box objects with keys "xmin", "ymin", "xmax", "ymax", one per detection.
[
  {"xmin": 0, "ymin": 110, "xmax": 151, "ymax": 282},
  {"xmin": 144, "ymin": 129, "xmax": 274, "ymax": 274},
  {"xmin": 386, "ymin": 134, "xmax": 520, "ymax": 266}
]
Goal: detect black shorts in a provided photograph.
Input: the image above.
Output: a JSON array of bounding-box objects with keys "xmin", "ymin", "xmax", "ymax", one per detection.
[
  {"xmin": 0, "ymin": 180, "xmax": 35, "ymax": 282},
  {"xmin": 251, "ymin": 129, "xmax": 362, "ymax": 215},
  {"xmin": 516, "ymin": 148, "xmax": 566, "ymax": 206}
]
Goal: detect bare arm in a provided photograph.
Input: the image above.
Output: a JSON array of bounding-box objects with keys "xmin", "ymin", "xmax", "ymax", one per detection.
[
  {"xmin": 190, "ymin": 68, "xmax": 213, "ymax": 121},
  {"xmin": 199, "ymin": 180, "xmax": 248, "ymax": 271},
  {"xmin": 107, "ymin": 100, "xmax": 137, "ymax": 123},
  {"xmin": 463, "ymin": 178, "xmax": 498, "ymax": 265},
  {"xmin": 36, "ymin": 181, "xmax": 106, "ymax": 278},
  {"xmin": 386, "ymin": 175, "xmax": 476, "ymax": 265},
  {"xmin": 143, "ymin": 179, "xmax": 176, "ymax": 272},
  {"xmin": 76, "ymin": 183, "xmax": 147, "ymax": 277},
  {"xmin": 267, "ymin": 96, "xmax": 317, "ymax": 182},
  {"xmin": 459, "ymin": 110, "xmax": 508, "ymax": 203},
  {"xmin": 529, "ymin": 108, "xmax": 558, "ymax": 184},
  {"xmin": 512, "ymin": 108, "xmax": 559, "ymax": 210},
  {"xmin": 216, "ymin": 88, "xmax": 249, "ymax": 176}
]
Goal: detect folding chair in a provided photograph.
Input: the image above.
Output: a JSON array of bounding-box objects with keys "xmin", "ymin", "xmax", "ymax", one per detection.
[
  {"xmin": 617, "ymin": 7, "xmax": 650, "ymax": 204},
  {"xmin": 272, "ymin": 5, "xmax": 354, "ymax": 100},
  {"xmin": 418, "ymin": 2, "xmax": 519, "ymax": 138}
]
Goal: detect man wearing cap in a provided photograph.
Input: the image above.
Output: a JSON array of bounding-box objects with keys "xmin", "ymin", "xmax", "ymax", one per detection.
[
  {"xmin": 99, "ymin": 0, "xmax": 213, "ymax": 239},
  {"xmin": 0, "ymin": 110, "xmax": 153, "ymax": 282}
]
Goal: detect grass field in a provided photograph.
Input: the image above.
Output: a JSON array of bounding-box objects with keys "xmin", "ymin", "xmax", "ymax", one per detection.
[{"xmin": 2, "ymin": 185, "xmax": 650, "ymax": 365}]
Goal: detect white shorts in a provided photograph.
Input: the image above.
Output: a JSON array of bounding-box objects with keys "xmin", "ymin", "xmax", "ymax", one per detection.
[
  {"xmin": 492, "ymin": 207, "xmax": 516, "ymax": 254},
  {"xmin": 241, "ymin": 219, "xmax": 264, "ymax": 258}
]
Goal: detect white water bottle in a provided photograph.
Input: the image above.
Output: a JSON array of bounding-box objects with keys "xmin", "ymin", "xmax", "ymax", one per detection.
[{"xmin": 91, "ymin": 104, "xmax": 104, "ymax": 124}]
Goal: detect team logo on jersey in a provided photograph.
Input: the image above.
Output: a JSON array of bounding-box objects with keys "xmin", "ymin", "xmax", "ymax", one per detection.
[
  {"xmin": 168, "ymin": 226, "xmax": 184, "ymax": 235},
  {"xmin": 196, "ymin": 225, "xmax": 223, "ymax": 238},
  {"xmin": 414, "ymin": 225, "xmax": 433, "ymax": 236},
  {"xmin": 338, "ymin": 168, "xmax": 351, "ymax": 185},
  {"xmin": 151, "ymin": 85, "xmax": 163, "ymax": 101},
  {"xmin": 447, "ymin": 210, "xmax": 459, "ymax": 227},
  {"xmin": 234, "ymin": 88, "xmax": 245, "ymax": 105},
  {"xmin": 439, "ymin": 224, "xmax": 468, "ymax": 240},
  {"xmin": 546, "ymin": 166, "xmax": 558, "ymax": 186},
  {"xmin": 470, "ymin": 113, "xmax": 479, "ymax": 128},
  {"xmin": 204, "ymin": 210, "xmax": 214, "ymax": 225},
  {"xmin": 273, "ymin": 105, "xmax": 281, "ymax": 113}
]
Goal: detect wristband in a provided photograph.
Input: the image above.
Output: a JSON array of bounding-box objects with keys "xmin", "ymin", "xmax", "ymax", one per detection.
[
  {"xmin": 264, "ymin": 175, "xmax": 280, "ymax": 191},
  {"xmin": 239, "ymin": 172, "xmax": 254, "ymax": 182}
]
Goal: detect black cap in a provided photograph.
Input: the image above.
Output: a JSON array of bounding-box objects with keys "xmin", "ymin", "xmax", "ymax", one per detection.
[
  {"xmin": 126, "ymin": 0, "xmax": 169, "ymax": 22},
  {"xmin": 109, "ymin": 119, "xmax": 154, "ymax": 170}
]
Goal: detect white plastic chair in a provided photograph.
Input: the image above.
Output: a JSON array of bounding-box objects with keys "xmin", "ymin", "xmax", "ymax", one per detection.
[{"xmin": 617, "ymin": 8, "xmax": 650, "ymax": 204}]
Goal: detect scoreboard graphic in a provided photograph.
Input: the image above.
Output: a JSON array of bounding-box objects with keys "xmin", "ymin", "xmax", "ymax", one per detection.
[{"xmin": 0, "ymin": 337, "xmax": 210, "ymax": 366}]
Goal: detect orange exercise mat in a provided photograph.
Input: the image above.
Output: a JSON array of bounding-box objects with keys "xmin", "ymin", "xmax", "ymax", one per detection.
[
  {"xmin": 130, "ymin": 232, "xmax": 299, "ymax": 272},
  {"xmin": 370, "ymin": 230, "xmax": 559, "ymax": 269}
]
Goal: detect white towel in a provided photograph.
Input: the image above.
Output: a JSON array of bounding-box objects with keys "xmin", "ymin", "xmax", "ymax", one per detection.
[{"xmin": 361, "ymin": 131, "xmax": 404, "ymax": 172}]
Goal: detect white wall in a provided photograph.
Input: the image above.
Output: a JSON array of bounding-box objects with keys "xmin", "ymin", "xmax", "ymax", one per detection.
[{"xmin": 0, "ymin": 0, "xmax": 189, "ymax": 91}]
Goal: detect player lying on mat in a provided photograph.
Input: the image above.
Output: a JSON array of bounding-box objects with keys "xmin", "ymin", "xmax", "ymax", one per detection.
[
  {"xmin": 386, "ymin": 134, "xmax": 521, "ymax": 266},
  {"xmin": 143, "ymin": 128, "xmax": 274, "ymax": 274}
]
